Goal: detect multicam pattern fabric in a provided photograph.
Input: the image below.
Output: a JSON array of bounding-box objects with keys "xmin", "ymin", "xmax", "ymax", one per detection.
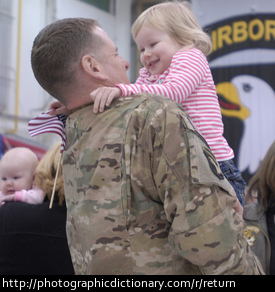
[{"xmin": 63, "ymin": 93, "xmax": 263, "ymax": 275}]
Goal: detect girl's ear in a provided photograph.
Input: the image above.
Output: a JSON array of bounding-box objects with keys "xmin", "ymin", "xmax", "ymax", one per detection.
[{"xmin": 81, "ymin": 55, "xmax": 108, "ymax": 81}]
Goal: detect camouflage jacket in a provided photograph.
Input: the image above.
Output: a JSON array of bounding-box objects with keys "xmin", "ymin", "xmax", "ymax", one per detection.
[{"xmin": 63, "ymin": 94, "xmax": 263, "ymax": 275}]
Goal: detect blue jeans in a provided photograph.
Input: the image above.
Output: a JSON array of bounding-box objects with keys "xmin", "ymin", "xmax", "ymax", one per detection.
[{"xmin": 219, "ymin": 160, "xmax": 246, "ymax": 207}]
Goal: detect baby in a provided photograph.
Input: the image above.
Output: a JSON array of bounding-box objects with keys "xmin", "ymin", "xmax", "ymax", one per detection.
[{"xmin": 0, "ymin": 147, "xmax": 44, "ymax": 205}]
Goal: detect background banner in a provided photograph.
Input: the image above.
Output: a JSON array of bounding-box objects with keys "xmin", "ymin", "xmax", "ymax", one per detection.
[{"xmin": 193, "ymin": 0, "xmax": 275, "ymax": 182}]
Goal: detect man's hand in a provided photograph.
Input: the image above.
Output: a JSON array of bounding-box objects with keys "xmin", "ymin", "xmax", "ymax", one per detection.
[
  {"xmin": 233, "ymin": 199, "xmax": 243, "ymax": 217},
  {"xmin": 90, "ymin": 87, "xmax": 122, "ymax": 113}
]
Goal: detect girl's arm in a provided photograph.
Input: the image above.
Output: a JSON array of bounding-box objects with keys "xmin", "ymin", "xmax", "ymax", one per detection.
[
  {"xmin": 90, "ymin": 50, "xmax": 208, "ymax": 113},
  {"xmin": 14, "ymin": 188, "xmax": 44, "ymax": 204},
  {"xmin": 118, "ymin": 50, "xmax": 208, "ymax": 104}
]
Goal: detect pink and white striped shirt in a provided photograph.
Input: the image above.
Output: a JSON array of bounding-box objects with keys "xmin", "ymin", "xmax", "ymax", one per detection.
[{"xmin": 117, "ymin": 48, "xmax": 234, "ymax": 162}]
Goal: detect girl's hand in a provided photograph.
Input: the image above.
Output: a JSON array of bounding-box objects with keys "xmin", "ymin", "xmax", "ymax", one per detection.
[
  {"xmin": 48, "ymin": 101, "xmax": 72, "ymax": 116},
  {"xmin": 90, "ymin": 87, "xmax": 122, "ymax": 113}
]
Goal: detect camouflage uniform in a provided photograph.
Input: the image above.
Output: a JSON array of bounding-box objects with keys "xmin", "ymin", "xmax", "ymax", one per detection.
[{"xmin": 63, "ymin": 93, "xmax": 263, "ymax": 275}]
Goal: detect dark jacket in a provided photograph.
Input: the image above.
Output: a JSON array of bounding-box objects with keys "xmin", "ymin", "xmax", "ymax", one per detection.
[
  {"xmin": 244, "ymin": 202, "xmax": 271, "ymax": 274},
  {"xmin": 0, "ymin": 198, "xmax": 74, "ymax": 275}
]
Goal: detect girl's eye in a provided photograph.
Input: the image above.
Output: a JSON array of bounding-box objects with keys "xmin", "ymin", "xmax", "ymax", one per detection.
[{"xmin": 151, "ymin": 42, "xmax": 158, "ymax": 47}]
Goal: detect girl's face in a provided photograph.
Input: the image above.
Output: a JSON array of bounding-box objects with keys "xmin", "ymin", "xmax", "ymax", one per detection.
[{"xmin": 135, "ymin": 25, "xmax": 182, "ymax": 76}]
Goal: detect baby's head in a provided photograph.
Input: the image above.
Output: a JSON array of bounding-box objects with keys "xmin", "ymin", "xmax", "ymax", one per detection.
[
  {"xmin": 0, "ymin": 147, "xmax": 38, "ymax": 196},
  {"xmin": 132, "ymin": 1, "xmax": 212, "ymax": 56}
]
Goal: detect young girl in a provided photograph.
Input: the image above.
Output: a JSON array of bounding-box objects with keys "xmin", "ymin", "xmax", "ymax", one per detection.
[{"xmin": 90, "ymin": 1, "xmax": 247, "ymax": 206}]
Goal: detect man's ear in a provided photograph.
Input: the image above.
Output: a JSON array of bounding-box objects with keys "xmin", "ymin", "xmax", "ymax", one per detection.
[{"xmin": 81, "ymin": 55, "xmax": 108, "ymax": 81}]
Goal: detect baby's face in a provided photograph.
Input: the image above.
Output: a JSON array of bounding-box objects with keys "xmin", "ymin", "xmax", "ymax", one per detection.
[{"xmin": 0, "ymin": 163, "xmax": 33, "ymax": 196}]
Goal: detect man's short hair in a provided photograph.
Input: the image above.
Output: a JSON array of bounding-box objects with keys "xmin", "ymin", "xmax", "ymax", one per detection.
[{"xmin": 31, "ymin": 18, "xmax": 101, "ymax": 101}]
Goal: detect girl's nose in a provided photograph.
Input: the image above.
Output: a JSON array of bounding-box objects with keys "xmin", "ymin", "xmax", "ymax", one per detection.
[{"xmin": 144, "ymin": 49, "xmax": 152, "ymax": 57}]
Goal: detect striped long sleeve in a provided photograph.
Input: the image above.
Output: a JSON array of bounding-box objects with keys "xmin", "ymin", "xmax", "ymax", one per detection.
[{"xmin": 116, "ymin": 48, "xmax": 234, "ymax": 162}]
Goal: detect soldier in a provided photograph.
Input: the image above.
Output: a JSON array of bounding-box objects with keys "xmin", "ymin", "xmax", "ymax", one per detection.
[{"xmin": 31, "ymin": 18, "xmax": 263, "ymax": 275}]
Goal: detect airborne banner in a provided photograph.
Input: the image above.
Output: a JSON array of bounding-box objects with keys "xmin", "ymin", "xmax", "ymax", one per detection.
[{"xmin": 193, "ymin": 0, "xmax": 275, "ymax": 182}]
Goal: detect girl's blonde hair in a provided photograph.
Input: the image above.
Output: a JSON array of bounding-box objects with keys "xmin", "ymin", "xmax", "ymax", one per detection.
[
  {"xmin": 132, "ymin": 1, "xmax": 212, "ymax": 56},
  {"xmin": 35, "ymin": 141, "xmax": 64, "ymax": 206}
]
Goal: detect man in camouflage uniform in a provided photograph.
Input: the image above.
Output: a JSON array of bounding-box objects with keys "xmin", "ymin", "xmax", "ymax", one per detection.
[{"xmin": 31, "ymin": 18, "xmax": 263, "ymax": 275}]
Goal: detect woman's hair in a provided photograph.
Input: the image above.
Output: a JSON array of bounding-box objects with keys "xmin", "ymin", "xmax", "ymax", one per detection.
[
  {"xmin": 247, "ymin": 141, "xmax": 275, "ymax": 211},
  {"xmin": 132, "ymin": 1, "xmax": 212, "ymax": 56},
  {"xmin": 35, "ymin": 141, "xmax": 64, "ymax": 206}
]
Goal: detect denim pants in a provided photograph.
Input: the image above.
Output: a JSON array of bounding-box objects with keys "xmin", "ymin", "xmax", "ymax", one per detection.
[{"xmin": 218, "ymin": 160, "xmax": 246, "ymax": 207}]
